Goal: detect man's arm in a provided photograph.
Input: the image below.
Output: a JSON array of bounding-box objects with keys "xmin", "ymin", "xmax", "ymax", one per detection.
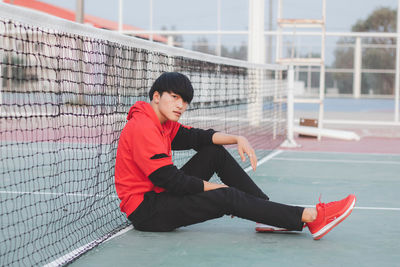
[
  {"xmin": 203, "ymin": 180, "xmax": 228, "ymax": 191},
  {"xmin": 150, "ymin": 165, "xmax": 227, "ymax": 192},
  {"xmin": 212, "ymin": 132, "xmax": 258, "ymax": 171},
  {"xmin": 171, "ymin": 125, "xmax": 216, "ymax": 151},
  {"xmin": 149, "ymin": 165, "xmax": 205, "ymax": 194}
]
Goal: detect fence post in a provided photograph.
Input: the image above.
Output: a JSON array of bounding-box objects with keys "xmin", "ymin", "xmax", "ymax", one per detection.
[
  {"xmin": 75, "ymin": 0, "xmax": 84, "ymax": 24},
  {"xmin": 248, "ymin": 0, "xmax": 265, "ymax": 126},
  {"xmin": 353, "ymin": 37, "xmax": 362, "ymax": 99},
  {"xmin": 394, "ymin": 0, "xmax": 400, "ymax": 122},
  {"xmin": 118, "ymin": 0, "xmax": 123, "ymax": 33},
  {"xmin": 0, "ymin": 52, "xmax": 2, "ymax": 113}
]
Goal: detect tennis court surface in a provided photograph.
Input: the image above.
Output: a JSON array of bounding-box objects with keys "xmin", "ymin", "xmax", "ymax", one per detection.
[{"xmin": 69, "ymin": 147, "xmax": 400, "ymax": 267}]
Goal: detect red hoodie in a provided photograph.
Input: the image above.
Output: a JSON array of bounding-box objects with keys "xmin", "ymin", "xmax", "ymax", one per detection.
[{"xmin": 115, "ymin": 101, "xmax": 181, "ymax": 217}]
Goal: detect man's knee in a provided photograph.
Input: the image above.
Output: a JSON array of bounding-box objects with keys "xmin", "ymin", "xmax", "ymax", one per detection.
[
  {"xmin": 198, "ymin": 144, "xmax": 223, "ymax": 153},
  {"xmin": 197, "ymin": 144, "xmax": 229, "ymax": 161}
]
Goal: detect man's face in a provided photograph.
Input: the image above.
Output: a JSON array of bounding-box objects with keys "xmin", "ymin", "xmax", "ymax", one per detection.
[{"xmin": 155, "ymin": 91, "xmax": 188, "ymax": 122}]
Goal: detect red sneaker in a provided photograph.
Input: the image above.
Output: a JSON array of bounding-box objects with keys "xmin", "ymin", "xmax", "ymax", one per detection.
[{"xmin": 307, "ymin": 194, "xmax": 356, "ymax": 240}]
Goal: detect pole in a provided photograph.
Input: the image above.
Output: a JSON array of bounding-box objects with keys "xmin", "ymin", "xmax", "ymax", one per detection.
[
  {"xmin": 318, "ymin": 0, "xmax": 326, "ymax": 140},
  {"xmin": 275, "ymin": 0, "xmax": 282, "ymax": 62},
  {"xmin": 149, "ymin": 0, "xmax": 153, "ymax": 42},
  {"xmin": 118, "ymin": 0, "xmax": 123, "ymax": 33},
  {"xmin": 394, "ymin": 0, "xmax": 400, "ymax": 122},
  {"xmin": 75, "ymin": 0, "xmax": 84, "ymax": 24},
  {"xmin": 287, "ymin": 66, "xmax": 294, "ymax": 143},
  {"xmin": 267, "ymin": 0, "xmax": 273, "ymax": 63},
  {"xmin": 248, "ymin": 0, "xmax": 265, "ymax": 126},
  {"xmin": 280, "ymin": 65, "xmax": 299, "ymax": 147},
  {"xmin": 353, "ymin": 37, "xmax": 362, "ymax": 98},
  {"xmin": 248, "ymin": 0, "xmax": 265, "ymax": 64},
  {"xmin": 216, "ymin": 0, "xmax": 221, "ymax": 56},
  {"xmin": 0, "ymin": 51, "xmax": 2, "ymax": 114}
]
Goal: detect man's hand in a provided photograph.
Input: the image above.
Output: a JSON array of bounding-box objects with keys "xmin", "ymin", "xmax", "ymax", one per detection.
[
  {"xmin": 203, "ymin": 181, "xmax": 228, "ymax": 191},
  {"xmin": 236, "ymin": 136, "xmax": 257, "ymax": 171},
  {"xmin": 212, "ymin": 132, "xmax": 258, "ymax": 172}
]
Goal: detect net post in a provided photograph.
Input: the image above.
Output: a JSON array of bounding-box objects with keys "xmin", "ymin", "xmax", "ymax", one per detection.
[{"xmin": 281, "ymin": 65, "xmax": 299, "ymax": 147}]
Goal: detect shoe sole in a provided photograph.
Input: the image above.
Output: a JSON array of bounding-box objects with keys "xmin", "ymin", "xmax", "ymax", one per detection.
[
  {"xmin": 256, "ymin": 224, "xmax": 305, "ymax": 232},
  {"xmin": 256, "ymin": 227, "xmax": 289, "ymax": 232},
  {"xmin": 312, "ymin": 196, "xmax": 356, "ymax": 240}
]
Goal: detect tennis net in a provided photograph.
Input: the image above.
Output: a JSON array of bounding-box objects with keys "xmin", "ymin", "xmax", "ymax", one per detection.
[{"xmin": 0, "ymin": 4, "xmax": 287, "ymax": 266}]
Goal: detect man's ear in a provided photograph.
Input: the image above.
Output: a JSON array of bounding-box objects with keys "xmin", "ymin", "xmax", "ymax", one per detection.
[{"xmin": 153, "ymin": 91, "xmax": 160, "ymax": 104}]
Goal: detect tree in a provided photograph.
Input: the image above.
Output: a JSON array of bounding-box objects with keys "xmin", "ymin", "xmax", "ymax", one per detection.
[
  {"xmin": 221, "ymin": 42, "xmax": 247, "ymax": 60},
  {"xmin": 191, "ymin": 37, "xmax": 214, "ymax": 54},
  {"xmin": 333, "ymin": 7, "xmax": 396, "ymax": 95},
  {"xmin": 160, "ymin": 25, "xmax": 184, "ymax": 48},
  {"xmin": 192, "ymin": 37, "xmax": 247, "ymax": 60}
]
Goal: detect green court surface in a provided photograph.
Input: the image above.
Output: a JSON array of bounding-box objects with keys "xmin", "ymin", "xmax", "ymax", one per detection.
[{"xmin": 70, "ymin": 151, "xmax": 400, "ymax": 267}]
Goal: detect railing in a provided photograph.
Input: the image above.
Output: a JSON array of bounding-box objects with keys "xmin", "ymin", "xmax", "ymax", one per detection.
[{"xmin": 113, "ymin": 28, "xmax": 400, "ymax": 127}]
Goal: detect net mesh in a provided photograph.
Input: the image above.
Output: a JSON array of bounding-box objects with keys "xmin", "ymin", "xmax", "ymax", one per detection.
[{"xmin": 0, "ymin": 5, "xmax": 287, "ymax": 266}]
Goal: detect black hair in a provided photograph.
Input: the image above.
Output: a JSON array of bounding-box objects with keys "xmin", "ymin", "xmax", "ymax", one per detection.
[{"xmin": 149, "ymin": 72, "xmax": 194, "ymax": 103}]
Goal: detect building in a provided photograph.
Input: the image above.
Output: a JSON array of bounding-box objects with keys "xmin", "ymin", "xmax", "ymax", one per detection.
[{"xmin": 3, "ymin": 0, "xmax": 168, "ymax": 43}]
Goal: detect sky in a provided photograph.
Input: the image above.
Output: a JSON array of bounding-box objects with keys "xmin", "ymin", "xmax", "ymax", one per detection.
[
  {"xmin": 38, "ymin": 0, "xmax": 398, "ymax": 31},
  {"xmin": 38, "ymin": 0, "xmax": 398, "ymax": 64}
]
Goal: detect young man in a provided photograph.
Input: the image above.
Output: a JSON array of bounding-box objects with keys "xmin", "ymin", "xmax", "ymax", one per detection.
[{"xmin": 115, "ymin": 72, "xmax": 356, "ymax": 240}]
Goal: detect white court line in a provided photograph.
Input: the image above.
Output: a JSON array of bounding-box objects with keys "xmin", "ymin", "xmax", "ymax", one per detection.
[
  {"xmin": 244, "ymin": 150, "xmax": 284, "ymax": 173},
  {"xmin": 255, "ymin": 152, "xmax": 400, "ymax": 212},
  {"xmin": 354, "ymin": 206, "xmax": 400, "ymax": 211},
  {"xmin": 273, "ymin": 157, "xmax": 400, "ymax": 165},
  {"xmin": 280, "ymin": 149, "xmax": 400, "ymax": 157},
  {"xmin": 43, "ymin": 225, "xmax": 134, "ymax": 267}
]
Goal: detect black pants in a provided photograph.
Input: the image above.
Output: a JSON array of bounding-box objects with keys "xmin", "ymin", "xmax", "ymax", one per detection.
[{"xmin": 129, "ymin": 145, "xmax": 304, "ymax": 232}]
